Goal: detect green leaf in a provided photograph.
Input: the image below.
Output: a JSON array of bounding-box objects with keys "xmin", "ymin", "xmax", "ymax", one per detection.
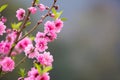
[
  {"xmin": 55, "ymin": 11, "xmax": 63, "ymax": 19},
  {"xmin": 30, "ymin": 37, "xmax": 35, "ymax": 41},
  {"xmin": 0, "ymin": 4, "xmax": 8, "ymax": 12},
  {"xmin": 16, "ymin": 22, "xmax": 22, "ymax": 28},
  {"xmin": 11, "ymin": 22, "xmax": 22, "ymax": 30},
  {"xmin": 42, "ymin": 66, "xmax": 52, "ymax": 73},
  {"xmin": 29, "ymin": 36, "xmax": 35, "ymax": 41},
  {"xmin": 11, "ymin": 23, "xmax": 16, "ymax": 29},
  {"xmin": 52, "ymin": 8, "xmax": 63, "ymax": 19},
  {"xmin": 11, "ymin": 56, "xmax": 15, "ymax": 60},
  {"xmin": 52, "ymin": 8, "xmax": 57, "ymax": 15},
  {"xmin": 25, "ymin": 21, "xmax": 31, "ymax": 26},
  {"xmin": 36, "ymin": 0, "xmax": 40, "ymax": 4},
  {"xmin": 28, "ymin": 34, "xmax": 35, "ymax": 41},
  {"xmin": 18, "ymin": 68, "xmax": 26, "ymax": 77},
  {"xmin": 61, "ymin": 17, "xmax": 67, "ymax": 21},
  {"xmin": 34, "ymin": 63, "xmax": 42, "ymax": 74}
]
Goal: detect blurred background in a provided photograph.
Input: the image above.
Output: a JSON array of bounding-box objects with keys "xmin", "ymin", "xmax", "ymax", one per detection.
[{"xmin": 1, "ymin": 0, "xmax": 120, "ymax": 80}]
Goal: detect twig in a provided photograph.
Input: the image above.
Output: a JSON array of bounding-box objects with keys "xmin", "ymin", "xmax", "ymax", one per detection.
[
  {"xmin": 18, "ymin": 0, "xmax": 57, "ymax": 42},
  {"xmin": 15, "ymin": 56, "xmax": 27, "ymax": 68},
  {"xmin": 7, "ymin": 0, "xmax": 36, "ymax": 57},
  {"xmin": 0, "ymin": 0, "xmax": 36, "ymax": 75}
]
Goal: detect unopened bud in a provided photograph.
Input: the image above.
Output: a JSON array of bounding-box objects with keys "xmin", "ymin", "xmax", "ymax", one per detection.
[
  {"xmin": 50, "ymin": 13, "xmax": 55, "ymax": 18},
  {"xmin": 46, "ymin": 6, "xmax": 49, "ymax": 10},
  {"xmin": 54, "ymin": 5, "xmax": 59, "ymax": 10}
]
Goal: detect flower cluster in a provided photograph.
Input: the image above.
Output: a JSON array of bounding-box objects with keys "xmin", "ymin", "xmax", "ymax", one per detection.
[
  {"xmin": 0, "ymin": 21, "xmax": 6, "ymax": 35},
  {"xmin": 0, "ymin": 0, "xmax": 64, "ymax": 80},
  {"xmin": 16, "ymin": 8, "xmax": 25, "ymax": 21},
  {"xmin": 0, "ymin": 57, "xmax": 15, "ymax": 72},
  {"xmin": 23, "ymin": 67, "xmax": 50, "ymax": 80}
]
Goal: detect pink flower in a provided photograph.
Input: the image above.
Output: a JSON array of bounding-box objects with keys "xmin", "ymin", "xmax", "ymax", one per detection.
[
  {"xmin": 38, "ymin": 4, "xmax": 46, "ymax": 11},
  {"xmin": 28, "ymin": 7, "xmax": 37, "ymax": 14},
  {"xmin": 45, "ymin": 31, "xmax": 57, "ymax": 42},
  {"xmin": 40, "ymin": 73, "xmax": 50, "ymax": 80},
  {"xmin": 27, "ymin": 67, "xmax": 40, "ymax": 80},
  {"xmin": 35, "ymin": 39, "xmax": 48, "ymax": 52},
  {"xmin": 25, "ymin": 73, "xmax": 50, "ymax": 80},
  {"xmin": 24, "ymin": 44, "xmax": 39, "ymax": 59},
  {"xmin": 54, "ymin": 19, "xmax": 63, "ymax": 33},
  {"xmin": 0, "ymin": 21, "xmax": 6, "ymax": 35},
  {"xmin": 16, "ymin": 8, "xmax": 25, "ymax": 21},
  {"xmin": 11, "ymin": 51, "xmax": 17, "ymax": 56},
  {"xmin": 0, "ymin": 41, "xmax": 4, "ymax": 54},
  {"xmin": 1, "ymin": 16, "xmax": 7, "ymax": 23},
  {"xmin": 6, "ymin": 31, "xmax": 17, "ymax": 43},
  {"xmin": 6, "ymin": 28, "xmax": 12, "ymax": 34},
  {"xmin": 37, "ymin": 51, "xmax": 53, "ymax": 66},
  {"xmin": 18, "ymin": 77, "xmax": 24, "ymax": 80},
  {"xmin": 0, "ymin": 41, "xmax": 11, "ymax": 54},
  {"xmin": 3, "ymin": 42, "xmax": 11, "ymax": 54},
  {"xmin": 35, "ymin": 32, "xmax": 45, "ymax": 42},
  {"xmin": 28, "ymin": 67, "xmax": 38, "ymax": 76},
  {"xmin": 16, "ymin": 37, "xmax": 32, "ymax": 50},
  {"xmin": 25, "ymin": 67, "xmax": 50, "ymax": 80},
  {"xmin": 44, "ymin": 21, "xmax": 55, "ymax": 33},
  {"xmin": 0, "ymin": 57, "xmax": 15, "ymax": 72},
  {"xmin": 36, "ymin": 32, "xmax": 45, "ymax": 39}
]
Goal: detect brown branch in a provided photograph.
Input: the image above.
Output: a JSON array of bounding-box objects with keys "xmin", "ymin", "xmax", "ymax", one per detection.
[
  {"xmin": 0, "ymin": 0, "xmax": 36, "ymax": 76},
  {"xmin": 15, "ymin": 0, "xmax": 57, "ymax": 73},
  {"xmin": 18, "ymin": 0, "xmax": 57, "ymax": 42},
  {"xmin": 7, "ymin": 0, "xmax": 36, "ymax": 57},
  {"xmin": 0, "ymin": 0, "xmax": 58, "ymax": 78}
]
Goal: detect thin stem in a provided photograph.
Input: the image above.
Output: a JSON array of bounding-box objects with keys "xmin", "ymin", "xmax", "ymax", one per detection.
[
  {"xmin": 0, "ymin": 0, "xmax": 36, "ymax": 75},
  {"xmin": 7, "ymin": 0, "xmax": 36, "ymax": 57},
  {"xmin": 19, "ymin": 0, "xmax": 36, "ymax": 32},
  {"xmin": 0, "ymin": 0, "xmax": 57, "ymax": 77},
  {"xmin": 15, "ymin": 56, "xmax": 27, "ymax": 68},
  {"xmin": 7, "ymin": 10, "xmax": 31, "ymax": 57},
  {"xmin": 18, "ymin": 22, "xmax": 40, "ymax": 42},
  {"xmin": 9, "ymin": 0, "xmax": 57, "ymax": 70},
  {"xmin": 18, "ymin": 0, "xmax": 57, "ymax": 42}
]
